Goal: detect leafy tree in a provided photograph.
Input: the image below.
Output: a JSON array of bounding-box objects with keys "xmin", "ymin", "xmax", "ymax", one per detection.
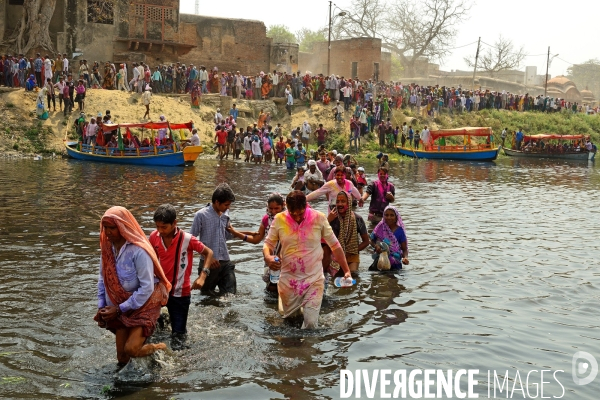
[
  {"xmin": 464, "ymin": 36, "xmax": 525, "ymax": 77},
  {"xmin": 296, "ymin": 28, "xmax": 327, "ymax": 52},
  {"xmin": 390, "ymin": 53, "xmax": 404, "ymax": 80},
  {"xmin": 567, "ymin": 59, "xmax": 600, "ymax": 100},
  {"xmin": 266, "ymin": 25, "xmax": 296, "ymax": 44}
]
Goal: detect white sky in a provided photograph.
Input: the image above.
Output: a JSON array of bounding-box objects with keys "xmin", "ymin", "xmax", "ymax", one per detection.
[{"xmin": 180, "ymin": 0, "xmax": 597, "ymax": 77}]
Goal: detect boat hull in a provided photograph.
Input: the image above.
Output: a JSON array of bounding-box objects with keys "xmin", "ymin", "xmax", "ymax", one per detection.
[
  {"xmin": 397, "ymin": 146, "xmax": 500, "ymax": 161},
  {"xmin": 65, "ymin": 143, "xmax": 202, "ymax": 166},
  {"xmin": 503, "ymin": 147, "xmax": 595, "ymax": 161}
]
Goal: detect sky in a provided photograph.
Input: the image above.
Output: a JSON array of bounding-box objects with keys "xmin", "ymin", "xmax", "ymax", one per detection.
[{"xmin": 180, "ymin": 0, "xmax": 597, "ymax": 78}]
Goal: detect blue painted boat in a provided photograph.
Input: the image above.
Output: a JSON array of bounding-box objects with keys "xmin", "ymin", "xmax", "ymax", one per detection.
[
  {"xmin": 65, "ymin": 120, "xmax": 203, "ymax": 166},
  {"xmin": 397, "ymin": 127, "xmax": 500, "ymax": 161},
  {"xmin": 65, "ymin": 142, "xmax": 203, "ymax": 166}
]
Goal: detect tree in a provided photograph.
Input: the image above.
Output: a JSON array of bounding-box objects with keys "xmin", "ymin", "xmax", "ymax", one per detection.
[
  {"xmin": 295, "ymin": 28, "xmax": 327, "ymax": 52},
  {"xmin": 1, "ymin": 0, "xmax": 57, "ymax": 55},
  {"xmin": 266, "ymin": 25, "xmax": 296, "ymax": 44},
  {"xmin": 464, "ymin": 36, "xmax": 526, "ymax": 77},
  {"xmin": 567, "ymin": 59, "xmax": 600, "ymax": 99},
  {"xmin": 333, "ymin": 0, "xmax": 471, "ymax": 77}
]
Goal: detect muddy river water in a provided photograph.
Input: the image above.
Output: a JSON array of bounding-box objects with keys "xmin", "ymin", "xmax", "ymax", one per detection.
[{"xmin": 0, "ymin": 156, "xmax": 598, "ymax": 399}]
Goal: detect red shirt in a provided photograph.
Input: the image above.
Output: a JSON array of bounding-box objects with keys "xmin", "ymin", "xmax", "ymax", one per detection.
[
  {"xmin": 316, "ymin": 128, "xmax": 328, "ymax": 142},
  {"xmin": 150, "ymin": 228, "xmax": 205, "ymax": 297},
  {"xmin": 216, "ymin": 130, "xmax": 227, "ymax": 145}
]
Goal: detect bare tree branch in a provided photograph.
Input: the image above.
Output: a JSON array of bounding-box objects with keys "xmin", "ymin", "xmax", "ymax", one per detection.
[
  {"xmin": 332, "ymin": 0, "xmax": 470, "ymax": 77},
  {"xmin": 464, "ymin": 35, "xmax": 526, "ymax": 77}
]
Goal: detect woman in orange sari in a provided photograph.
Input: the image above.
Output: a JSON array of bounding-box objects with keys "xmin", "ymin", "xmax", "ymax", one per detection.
[
  {"xmin": 261, "ymin": 75, "xmax": 272, "ymax": 99},
  {"xmin": 94, "ymin": 206, "xmax": 171, "ymax": 367}
]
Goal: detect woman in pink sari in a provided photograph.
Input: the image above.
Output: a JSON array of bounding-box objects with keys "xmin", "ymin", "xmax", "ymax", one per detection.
[{"xmin": 263, "ymin": 191, "xmax": 351, "ymax": 329}]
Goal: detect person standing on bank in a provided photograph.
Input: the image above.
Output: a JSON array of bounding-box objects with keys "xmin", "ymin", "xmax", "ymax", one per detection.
[
  {"xmin": 150, "ymin": 204, "xmax": 215, "ymax": 350},
  {"xmin": 263, "ymin": 191, "xmax": 351, "ymax": 329},
  {"xmin": 190, "ymin": 183, "xmax": 237, "ymax": 295},
  {"xmin": 94, "ymin": 206, "xmax": 171, "ymax": 367},
  {"xmin": 361, "ymin": 166, "xmax": 395, "ymax": 224}
]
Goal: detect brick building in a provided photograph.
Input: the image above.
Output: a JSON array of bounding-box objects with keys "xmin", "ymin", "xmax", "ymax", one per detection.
[
  {"xmin": 298, "ymin": 37, "xmax": 390, "ymax": 81},
  {"xmin": 0, "ymin": 0, "xmax": 298, "ymax": 75}
]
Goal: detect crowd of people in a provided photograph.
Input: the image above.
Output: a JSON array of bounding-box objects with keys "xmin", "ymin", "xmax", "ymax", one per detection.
[
  {"xmin": 4, "ymin": 52, "xmax": 599, "ymax": 118},
  {"xmin": 96, "ymin": 166, "xmax": 408, "ymax": 363}
]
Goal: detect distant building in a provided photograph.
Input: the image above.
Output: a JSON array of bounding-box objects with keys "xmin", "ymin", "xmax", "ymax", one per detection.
[
  {"xmin": 298, "ymin": 37, "xmax": 390, "ymax": 81},
  {"xmin": 545, "ymin": 76, "xmax": 581, "ymax": 103}
]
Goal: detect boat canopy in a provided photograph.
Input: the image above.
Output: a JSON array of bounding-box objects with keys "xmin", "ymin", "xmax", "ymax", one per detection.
[
  {"xmin": 101, "ymin": 121, "xmax": 194, "ymax": 133},
  {"xmin": 430, "ymin": 127, "xmax": 492, "ymax": 141},
  {"xmin": 523, "ymin": 134, "xmax": 587, "ymax": 142}
]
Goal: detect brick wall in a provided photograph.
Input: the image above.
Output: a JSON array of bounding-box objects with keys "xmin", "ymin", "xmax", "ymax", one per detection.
[
  {"xmin": 299, "ymin": 37, "xmax": 389, "ymax": 81},
  {"xmin": 178, "ymin": 14, "xmax": 271, "ymax": 75}
]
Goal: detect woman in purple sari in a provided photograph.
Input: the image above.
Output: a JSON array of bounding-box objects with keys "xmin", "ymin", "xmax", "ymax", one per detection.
[{"xmin": 369, "ymin": 205, "xmax": 409, "ymax": 270}]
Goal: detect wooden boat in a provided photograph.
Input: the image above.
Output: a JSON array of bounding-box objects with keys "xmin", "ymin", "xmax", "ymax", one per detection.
[
  {"xmin": 397, "ymin": 127, "xmax": 500, "ymax": 161},
  {"xmin": 503, "ymin": 134, "xmax": 596, "ymax": 161},
  {"xmin": 65, "ymin": 121, "xmax": 203, "ymax": 167}
]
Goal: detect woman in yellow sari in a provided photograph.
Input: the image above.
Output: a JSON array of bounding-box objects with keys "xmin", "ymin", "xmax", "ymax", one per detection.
[{"xmin": 257, "ymin": 109, "xmax": 267, "ymax": 129}]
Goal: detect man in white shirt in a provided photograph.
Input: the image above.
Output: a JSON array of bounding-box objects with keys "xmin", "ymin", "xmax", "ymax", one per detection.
[
  {"xmin": 342, "ymin": 83, "xmax": 353, "ymax": 111},
  {"xmin": 62, "ymin": 53, "xmax": 69, "ymax": 74},
  {"xmin": 420, "ymin": 126, "xmax": 431, "ymax": 149},
  {"xmin": 301, "ymin": 121, "xmax": 311, "ymax": 149},
  {"xmin": 199, "ymin": 66, "xmax": 208, "ymax": 93},
  {"xmin": 214, "ymin": 108, "xmax": 223, "ymax": 125},
  {"xmin": 304, "ymin": 160, "xmax": 324, "ymax": 191},
  {"xmin": 269, "ymin": 70, "xmax": 278, "ymax": 97},
  {"xmin": 129, "ymin": 63, "xmax": 140, "ymax": 93},
  {"xmin": 235, "ymin": 71, "xmax": 243, "ymax": 100},
  {"xmin": 137, "ymin": 63, "xmax": 145, "ymax": 93}
]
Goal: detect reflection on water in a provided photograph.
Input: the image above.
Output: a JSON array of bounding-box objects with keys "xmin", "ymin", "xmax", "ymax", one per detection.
[{"xmin": 0, "ymin": 157, "xmax": 598, "ymax": 399}]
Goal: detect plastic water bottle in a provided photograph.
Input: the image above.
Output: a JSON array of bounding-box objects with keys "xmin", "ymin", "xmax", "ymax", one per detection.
[
  {"xmin": 269, "ymin": 257, "xmax": 280, "ymax": 284},
  {"xmin": 334, "ymin": 277, "xmax": 356, "ymax": 287}
]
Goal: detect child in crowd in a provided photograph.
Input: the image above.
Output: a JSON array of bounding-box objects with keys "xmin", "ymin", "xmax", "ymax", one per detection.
[
  {"xmin": 150, "ymin": 204, "xmax": 214, "ymax": 350},
  {"xmin": 227, "ymin": 193, "xmax": 285, "ymax": 296},
  {"xmin": 355, "ymin": 166, "xmax": 368, "ymax": 195}
]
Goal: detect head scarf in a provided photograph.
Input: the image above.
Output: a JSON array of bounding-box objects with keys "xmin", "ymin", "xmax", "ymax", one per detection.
[
  {"xmin": 94, "ymin": 206, "xmax": 170, "ymax": 336},
  {"xmin": 331, "ymin": 191, "xmax": 359, "ymax": 272},
  {"xmin": 372, "ymin": 205, "xmax": 407, "ymax": 262}
]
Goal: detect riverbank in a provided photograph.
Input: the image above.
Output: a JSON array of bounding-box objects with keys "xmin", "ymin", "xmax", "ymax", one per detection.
[{"xmin": 1, "ymin": 87, "xmax": 598, "ymax": 158}]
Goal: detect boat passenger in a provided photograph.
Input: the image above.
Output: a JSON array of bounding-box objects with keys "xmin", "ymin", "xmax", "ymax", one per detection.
[{"xmin": 94, "ymin": 206, "xmax": 171, "ymax": 367}]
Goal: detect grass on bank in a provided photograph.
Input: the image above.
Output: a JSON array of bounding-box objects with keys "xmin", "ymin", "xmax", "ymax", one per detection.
[{"xmin": 320, "ymin": 107, "xmax": 600, "ymax": 162}]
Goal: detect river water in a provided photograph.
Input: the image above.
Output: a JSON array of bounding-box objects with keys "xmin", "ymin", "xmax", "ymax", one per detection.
[{"xmin": 0, "ymin": 156, "xmax": 598, "ymax": 399}]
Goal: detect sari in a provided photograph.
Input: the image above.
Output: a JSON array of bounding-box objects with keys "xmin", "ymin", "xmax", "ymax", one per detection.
[
  {"xmin": 94, "ymin": 206, "xmax": 171, "ymax": 337},
  {"xmin": 261, "ymin": 76, "xmax": 272, "ymax": 99},
  {"xmin": 211, "ymin": 73, "xmax": 219, "ymax": 93},
  {"xmin": 191, "ymin": 82, "xmax": 201, "ymax": 108},
  {"xmin": 102, "ymin": 65, "xmax": 113, "ymax": 89},
  {"xmin": 371, "ymin": 206, "xmax": 407, "ymax": 267}
]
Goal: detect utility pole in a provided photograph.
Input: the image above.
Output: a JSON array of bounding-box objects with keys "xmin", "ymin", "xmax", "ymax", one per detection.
[
  {"xmin": 327, "ymin": 1, "xmax": 332, "ymax": 76},
  {"xmin": 472, "ymin": 37, "xmax": 481, "ymax": 92},
  {"xmin": 195, "ymin": 0, "xmax": 200, "ymax": 15},
  {"xmin": 544, "ymin": 46, "xmax": 550, "ymax": 97}
]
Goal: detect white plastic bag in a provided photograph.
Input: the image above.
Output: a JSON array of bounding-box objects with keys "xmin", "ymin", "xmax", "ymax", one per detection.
[{"xmin": 377, "ymin": 251, "xmax": 391, "ymax": 270}]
